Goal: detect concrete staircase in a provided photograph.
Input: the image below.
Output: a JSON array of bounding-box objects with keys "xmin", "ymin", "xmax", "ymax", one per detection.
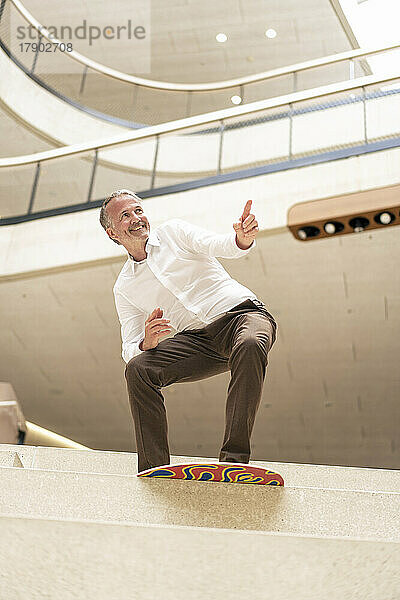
[{"xmin": 0, "ymin": 444, "xmax": 399, "ymax": 599}]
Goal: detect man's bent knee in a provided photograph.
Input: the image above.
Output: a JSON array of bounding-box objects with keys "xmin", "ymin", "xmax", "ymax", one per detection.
[
  {"xmin": 125, "ymin": 353, "xmax": 161, "ymax": 389},
  {"xmin": 230, "ymin": 336, "xmax": 268, "ymax": 370},
  {"xmin": 125, "ymin": 354, "xmax": 146, "ymax": 381}
]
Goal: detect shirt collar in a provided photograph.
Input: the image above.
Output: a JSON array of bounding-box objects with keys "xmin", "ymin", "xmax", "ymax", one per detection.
[{"xmin": 128, "ymin": 228, "xmax": 160, "ymax": 267}]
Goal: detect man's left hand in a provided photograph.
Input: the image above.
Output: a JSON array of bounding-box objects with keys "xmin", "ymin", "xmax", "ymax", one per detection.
[{"xmin": 233, "ymin": 199, "xmax": 259, "ymax": 250}]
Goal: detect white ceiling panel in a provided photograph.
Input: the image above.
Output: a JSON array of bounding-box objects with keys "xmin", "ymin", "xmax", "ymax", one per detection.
[{"xmin": 19, "ymin": 0, "xmax": 353, "ymax": 81}]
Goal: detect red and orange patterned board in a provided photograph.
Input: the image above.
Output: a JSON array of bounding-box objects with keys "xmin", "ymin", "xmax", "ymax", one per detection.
[{"xmin": 137, "ymin": 462, "xmax": 284, "ymax": 486}]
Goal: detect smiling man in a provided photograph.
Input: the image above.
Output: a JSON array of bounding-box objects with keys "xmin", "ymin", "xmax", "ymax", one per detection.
[{"xmin": 100, "ymin": 188, "xmax": 277, "ymax": 473}]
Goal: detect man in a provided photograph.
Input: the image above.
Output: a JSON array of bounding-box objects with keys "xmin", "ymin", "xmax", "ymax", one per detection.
[{"xmin": 100, "ymin": 189, "xmax": 277, "ymax": 473}]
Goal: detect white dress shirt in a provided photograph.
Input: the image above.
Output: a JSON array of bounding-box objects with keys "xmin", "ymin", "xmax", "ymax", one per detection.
[{"xmin": 113, "ymin": 218, "xmax": 257, "ymax": 363}]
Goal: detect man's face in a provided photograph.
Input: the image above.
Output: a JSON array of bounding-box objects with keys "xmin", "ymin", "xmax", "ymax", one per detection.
[{"xmin": 106, "ymin": 195, "xmax": 150, "ymax": 247}]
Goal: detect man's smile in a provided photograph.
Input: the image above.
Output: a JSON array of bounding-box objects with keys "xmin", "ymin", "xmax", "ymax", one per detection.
[{"xmin": 129, "ymin": 223, "xmax": 147, "ymax": 232}]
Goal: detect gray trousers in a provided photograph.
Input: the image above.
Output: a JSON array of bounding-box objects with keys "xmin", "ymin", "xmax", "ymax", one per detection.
[{"xmin": 125, "ymin": 298, "xmax": 277, "ymax": 473}]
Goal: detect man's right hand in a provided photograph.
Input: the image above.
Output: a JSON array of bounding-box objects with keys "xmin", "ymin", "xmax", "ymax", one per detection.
[{"xmin": 139, "ymin": 307, "xmax": 173, "ymax": 351}]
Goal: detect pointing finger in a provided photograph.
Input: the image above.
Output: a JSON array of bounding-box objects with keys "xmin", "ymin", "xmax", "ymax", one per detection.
[{"xmin": 240, "ymin": 199, "xmax": 252, "ymax": 222}]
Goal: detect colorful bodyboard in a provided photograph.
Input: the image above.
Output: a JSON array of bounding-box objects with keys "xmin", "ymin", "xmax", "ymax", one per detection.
[{"xmin": 137, "ymin": 462, "xmax": 284, "ymax": 486}]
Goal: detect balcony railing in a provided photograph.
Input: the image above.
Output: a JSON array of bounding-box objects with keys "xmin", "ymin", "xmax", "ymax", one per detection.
[
  {"xmin": 1, "ymin": 71, "xmax": 400, "ymax": 226},
  {"xmin": 1, "ymin": 0, "xmax": 400, "ymax": 126}
]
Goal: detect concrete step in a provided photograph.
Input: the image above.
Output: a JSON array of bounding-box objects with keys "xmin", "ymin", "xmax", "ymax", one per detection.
[
  {"xmin": 1, "ymin": 443, "xmax": 399, "ymax": 492},
  {"xmin": 0, "ymin": 513, "xmax": 399, "ymax": 600},
  {"xmin": 0, "ymin": 464, "xmax": 399, "ymax": 541}
]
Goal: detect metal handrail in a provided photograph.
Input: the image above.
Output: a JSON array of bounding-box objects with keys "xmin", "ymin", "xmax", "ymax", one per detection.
[
  {"xmin": 1, "ymin": 70, "xmax": 399, "ymax": 169},
  {"xmin": 8, "ymin": 0, "xmax": 400, "ymax": 92}
]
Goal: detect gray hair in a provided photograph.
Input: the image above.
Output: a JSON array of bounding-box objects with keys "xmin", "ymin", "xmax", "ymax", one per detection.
[{"xmin": 99, "ymin": 189, "xmax": 142, "ymax": 245}]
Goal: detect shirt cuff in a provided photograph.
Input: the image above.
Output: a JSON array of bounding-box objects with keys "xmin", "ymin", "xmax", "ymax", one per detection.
[
  {"xmin": 122, "ymin": 334, "xmax": 146, "ymax": 363},
  {"xmin": 233, "ymin": 232, "xmax": 257, "ymax": 254}
]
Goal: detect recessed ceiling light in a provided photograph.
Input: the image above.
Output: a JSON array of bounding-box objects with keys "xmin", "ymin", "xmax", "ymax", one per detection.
[
  {"xmin": 231, "ymin": 95, "xmax": 242, "ymax": 105},
  {"xmin": 376, "ymin": 211, "xmax": 394, "ymax": 225},
  {"xmin": 323, "ymin": 221, "xmax": 344, "ymax": 235},
  {"xmin": 265, "ymin": 28, "xmax": 277, "ymax": 39},
  {"xmin": 216, "ymin": 33, "xmax": 227, "ymax": 43}
]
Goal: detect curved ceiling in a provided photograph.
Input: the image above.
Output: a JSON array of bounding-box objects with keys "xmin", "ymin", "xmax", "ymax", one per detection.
[
  {"xmin": 19, "ymin": 0, "xmax": 354, "ymax": 83},
  {"xmin": 1, "ymin": 0, "xmax": 361, "ymax": 126}
]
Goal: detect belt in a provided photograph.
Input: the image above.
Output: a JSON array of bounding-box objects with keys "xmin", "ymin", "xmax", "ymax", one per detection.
[{"xmin": 251, "ymin": 298, "xmax": 266, "ymax": 309}]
